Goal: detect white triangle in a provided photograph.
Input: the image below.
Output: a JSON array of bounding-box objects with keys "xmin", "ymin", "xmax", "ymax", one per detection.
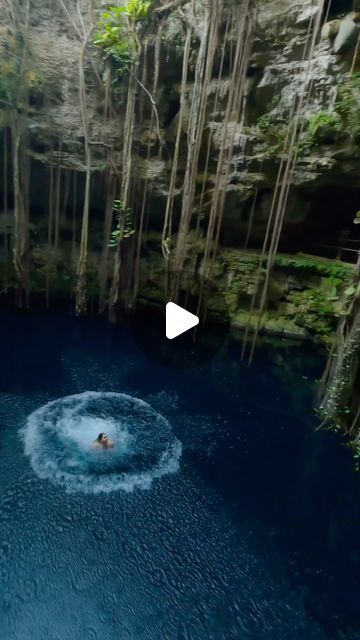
[{"xmin": 166, "ymin": 302, "xmax": 199, "ymax": 340}]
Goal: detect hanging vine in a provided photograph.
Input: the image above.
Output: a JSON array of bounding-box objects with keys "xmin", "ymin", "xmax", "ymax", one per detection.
[
  {"xmin": 171, "ymin": 0, "xmax": 221, "ymax": 296},
  {"xmin": 242, "ymin": 0, "xmax": 327, "ymax": 363},
  {"xmin": 133, "ymin": 21, "xmax": 163, "ymax": 304},
  {"xmin": 58, "ymin": 0, "xmax": 94, "ymax": 315},
  {"xmin": 93, "ymin": 0, "xmax": 160, "ymax": 316},
  {"xmin": 3, "ymin": 0, "xmax": 31, "ymax": 307},
  {"xmin": 202, "ymin": 0, "xmax": 256, "ymax": 280},
  {"xmin": 319, "ymin": 32, "xmax": 360, "ymax": 452},
  {"xmin": 161, "ymin": 9, "xmax": 192, "ymax": 264}
]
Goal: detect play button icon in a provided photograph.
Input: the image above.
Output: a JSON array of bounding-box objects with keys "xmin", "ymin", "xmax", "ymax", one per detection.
[
  {"xmin": 166, "ymin": 302, "xmax": 199, "ymax": 340},
  {"xmin": 127, "ymin": 269, "xmax": 230, "ymax": 369}
]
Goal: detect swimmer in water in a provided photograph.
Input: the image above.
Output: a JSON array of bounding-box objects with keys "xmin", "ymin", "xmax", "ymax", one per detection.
[{"xmin": 91, "ymin": 432, "xmax": 115, "ymax": 450}]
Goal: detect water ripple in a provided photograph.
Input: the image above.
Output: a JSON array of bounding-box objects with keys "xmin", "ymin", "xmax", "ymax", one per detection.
[{"xmin": 21, "ymin": 392, "xmax": 182, "ymax": 494}]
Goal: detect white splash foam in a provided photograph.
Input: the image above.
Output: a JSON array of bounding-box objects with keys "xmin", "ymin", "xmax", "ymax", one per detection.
[{"xmin": 21, "ymin": 392, "xmax": 182, "ymax": 494}]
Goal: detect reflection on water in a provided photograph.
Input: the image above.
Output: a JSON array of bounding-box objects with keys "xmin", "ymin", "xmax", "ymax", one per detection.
[{"xmin": 0, "ymin": 311, "xmax": 360, "ymax": 639}]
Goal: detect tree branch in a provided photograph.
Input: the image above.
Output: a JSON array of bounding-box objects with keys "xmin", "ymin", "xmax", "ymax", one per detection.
[{"xmin": 130, "ymin": 72, "xmax": 161, "ymax": 144}]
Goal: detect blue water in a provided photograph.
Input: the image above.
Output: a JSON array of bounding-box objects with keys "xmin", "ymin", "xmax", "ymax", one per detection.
[{"xmin": 0, "ymin": 311, "xmax": 360, "ymax": 640}]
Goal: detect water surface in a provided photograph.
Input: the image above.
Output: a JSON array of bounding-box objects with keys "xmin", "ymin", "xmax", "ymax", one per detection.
[{"xmin": 0, "ymin": 311, "xmax": 359, "ymax": 640}]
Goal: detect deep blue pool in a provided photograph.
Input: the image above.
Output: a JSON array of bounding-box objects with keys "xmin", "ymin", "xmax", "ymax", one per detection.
[{"xmin": 0, "ymin": 311, "xmax": 360, "ymax": 640}]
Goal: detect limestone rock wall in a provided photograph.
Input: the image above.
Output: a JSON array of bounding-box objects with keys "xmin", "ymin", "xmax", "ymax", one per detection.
[{"xmin": 0, "ymin": 0, "xmax": 359, "ymax": 343}]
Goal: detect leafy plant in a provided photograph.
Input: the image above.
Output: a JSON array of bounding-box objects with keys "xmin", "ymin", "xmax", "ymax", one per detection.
[
  {"xmin": 345, "ymin": 285, "xmax": 356, "ymax": 298},
  {"xmin": 255, "ymin": 113, "xmax": 292, "ymax": 157},
  {"xmin": 285, "ymin": 289, "xmax": 337, "ymax": 336},
  {"xmin": 256, "ymin": 113, "xmax": 278, "ymax": 130},
  {"xmin": 307, "ymin": 111, "xmax": 341, "ymax": 138},
  {"xmin": 335, "ymin": 72, "xmax": 360, "ymax": 140},
  {"xmin": 274, "ymin": 254, "xmax": 354, "ymax": 279},
  {"xmin": 93, "ymin": 1, "xmax": 152, "ymax": 73},
  {"xmin": 296, "ymin": 111, "xmax": 341, "ymax": 157},
  {"xmin": 108, "ymin": 199, "xmax": 135, "ymax": 247},
  {"xmin": 255, "ymin": 110, "xmax": 341, "ymax": 159}
]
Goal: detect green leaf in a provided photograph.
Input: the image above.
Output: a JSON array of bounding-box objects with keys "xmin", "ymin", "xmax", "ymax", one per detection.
[{"xmin": 345, "ymin": 285, "xmax": 356, "ymax": 297}]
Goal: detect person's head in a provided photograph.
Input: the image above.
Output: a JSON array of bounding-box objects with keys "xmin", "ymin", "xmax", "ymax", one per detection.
[{"xmin": 97, "ymin": 433, "xmax": 108, "ymax": 444}]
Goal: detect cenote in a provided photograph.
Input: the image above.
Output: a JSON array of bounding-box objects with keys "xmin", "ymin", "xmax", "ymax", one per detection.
[
  {"xmin": 0, "ymin": 311, "xmax": 360, "ymax": 640},
  {"xmin": 2, "ymin": 0, "xmax": 360, "ymax": 637}
]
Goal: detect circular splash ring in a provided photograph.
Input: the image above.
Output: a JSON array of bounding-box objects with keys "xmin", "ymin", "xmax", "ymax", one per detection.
[{"xmin": 22, "ymin": 392, "xmax": 182, "ymax": 494}]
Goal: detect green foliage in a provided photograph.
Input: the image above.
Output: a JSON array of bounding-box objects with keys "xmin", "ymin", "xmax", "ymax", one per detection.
[
  {"xmin": 256, "ymin": 113, "xmax": 278, "ymax": 130},
  {"xmin": 296, "ymin": 111, "xmax": 341, "ymax": 157},
  {"xmin": 285, "ymin": 289, "xmax": 337, "ymax": 336},
  {"xmin": 275, "ymin": 254, "xmax": 355, "ymax": 338},
  {"xmin": 319, "ymin": 322, "xmax": 360, "ymax": 463},
  {"xmin": 335, "ymin": 72, "xmax": 360, "ymax": 140},
  {"xmin": 108, "ymin": 199, "xmax": 135, "ymax": 247},
  {"xmin": 258, "ymin": 83, "xmax": 360, "ymax": 159},
  {"xmin": 295, "ymin": 137, "xmax": 312, "ymax": 159},
  {"xmin": 257, "ymin": 110, "xmax": 343, "ymax": 160},
  {"xmin": 255, "ymin": 113, "xmax": 288, "ymax": 157},
  {"xmin": 274, "ymin": 254, "xmax": 354, "ymax": 279},
  {"xmin": 344, "ymin": 284, "xmax": 356, "ymax": 298},
  {"xmin": 256, "ymin": 110, "xmax": 341, "ymax": 159},
  {"xmin": 307, "ymin": 111, "xmax": 341, "ymax": 137},
  {"xmin": 93, "ymin": 1, "xmax": 152, "ymax": 72}
]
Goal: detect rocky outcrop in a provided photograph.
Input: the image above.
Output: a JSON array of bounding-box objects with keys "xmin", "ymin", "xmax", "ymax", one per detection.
[
  {"xmin": 136, "ymin": 234, "xmax": 355, "ymax": 343},
  {"xmin": 0, "ymin": 0, "xmax": 359, "ymax": 334},
  {"xmin": 333, "ymin": 12, "xmax": 360, "ymax": 53}
]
